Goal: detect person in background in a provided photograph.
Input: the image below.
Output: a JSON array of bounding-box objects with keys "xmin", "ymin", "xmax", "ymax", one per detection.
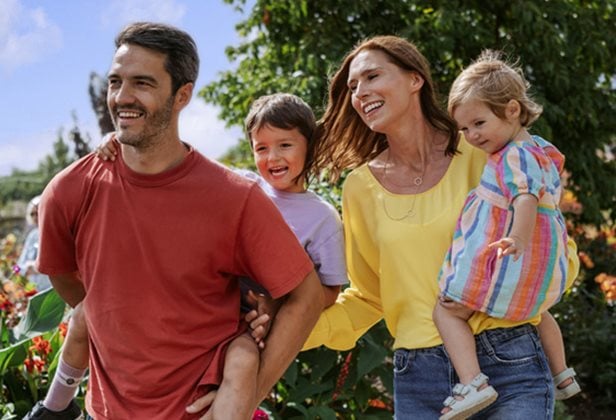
[
  {"xmin": 17, "ymin": 195, "xmax": 51, "ymax": 291},
  {"xmin": 302, "ymin": 35, "xmax": 579, "ymax": 419},
  {"xmin": 26, "ymin": 21, "xmax": 322, "ymax": 420},
  {"xmin": 433, "ymin": 49, "xmax": 580, "ymax": 420}
]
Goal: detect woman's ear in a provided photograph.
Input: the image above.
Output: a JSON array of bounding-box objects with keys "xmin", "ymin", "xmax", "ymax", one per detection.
[
  {"xmin": 409, "ymin": 72, "xmax": 424, "ymax": 92},
  {"xmin": 506, "ymin": 99, "xmax": 521, "ymax": 120}
]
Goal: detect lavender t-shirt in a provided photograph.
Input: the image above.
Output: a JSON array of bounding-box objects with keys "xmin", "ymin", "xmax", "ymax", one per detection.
[{"xmin": 237, "ymin": 169, "xmax": 348, "ymax": 287}]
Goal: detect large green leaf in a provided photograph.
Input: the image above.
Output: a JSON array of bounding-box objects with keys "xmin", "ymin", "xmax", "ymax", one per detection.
[
  {"xmin": 0, "ymin": 338, "xmax": 29, "ymax": 375},
  {"xmin": 14, "ymin": 288, "xmax": 66, "ymax": 340}
]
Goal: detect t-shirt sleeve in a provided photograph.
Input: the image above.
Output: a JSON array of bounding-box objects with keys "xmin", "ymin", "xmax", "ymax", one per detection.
[
  {"xmin": 37, "ymin": 179, "xmax": 79, "ymax": 275},
  {"xmin": 234, "ymin": 184, "xmax": 313, "ymax": 299},
  {"xmin": 306, "ymin": 209, "xmax": 348, "ymax": 286},
  {"xmin": 500, "ymin": 144, "xmax": 545, "ymax": 203}
]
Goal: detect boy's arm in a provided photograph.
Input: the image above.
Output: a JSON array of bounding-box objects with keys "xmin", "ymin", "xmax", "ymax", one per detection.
[
  {"xmin": 49, "ymin": 272, "xmax": 85, "ymax": 308},
  {"xmin": 489, "ymin": 193, "xmax": 538, "ymax": 259}
]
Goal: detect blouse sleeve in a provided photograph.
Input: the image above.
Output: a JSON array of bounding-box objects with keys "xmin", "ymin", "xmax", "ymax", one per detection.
[{"xmin": 303, "ymin": 177, "xmax": 383, "ymax": 351}]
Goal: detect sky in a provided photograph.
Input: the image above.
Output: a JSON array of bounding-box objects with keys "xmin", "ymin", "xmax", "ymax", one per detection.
[{"xmin": 0, "ymin": 0, "xmax": 249, "ymax": 176}]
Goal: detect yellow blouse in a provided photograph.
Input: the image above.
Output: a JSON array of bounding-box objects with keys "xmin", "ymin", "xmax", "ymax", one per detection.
[{"xmin": 304, "ymin": 137, "xmax": 579, "ymax": 350}]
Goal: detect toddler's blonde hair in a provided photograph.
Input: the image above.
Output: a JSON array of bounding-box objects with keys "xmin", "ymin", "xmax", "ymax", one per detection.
[{"xmin": 448, "ymin": 50, "xmax": 543, "ymax": 126}]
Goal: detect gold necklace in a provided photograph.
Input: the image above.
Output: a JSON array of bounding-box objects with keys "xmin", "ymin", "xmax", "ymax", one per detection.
[{"xmin": 381, "ymin": 149, "xmax": 426, "ymax": 221}]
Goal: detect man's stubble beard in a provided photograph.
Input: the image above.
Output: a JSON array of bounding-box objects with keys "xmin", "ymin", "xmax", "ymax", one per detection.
[{"xmin": 112, "ymin": 95, "xmax": 175, "ymax": 150}]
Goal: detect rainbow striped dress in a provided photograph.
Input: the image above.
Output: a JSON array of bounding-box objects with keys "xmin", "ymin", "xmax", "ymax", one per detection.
[{"xmin": 438, "ymin": 136, "xmax": 568, "ymax": 321}]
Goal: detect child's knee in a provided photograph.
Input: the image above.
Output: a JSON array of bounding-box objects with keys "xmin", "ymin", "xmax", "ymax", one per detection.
[{"xmin": 68, "ymin": 304, "xmax": 89, "ymax": 342}]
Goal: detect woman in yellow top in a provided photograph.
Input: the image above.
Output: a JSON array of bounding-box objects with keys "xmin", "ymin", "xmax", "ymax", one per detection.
[{"xmin": 305, "ymin": 36, "xmax": 579, "ymax": 419}]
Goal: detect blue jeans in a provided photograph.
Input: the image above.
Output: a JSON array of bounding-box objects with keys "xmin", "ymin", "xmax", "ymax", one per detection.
[{"xmin": 393, "ymin": 324, "xmax": 554, "ymax": 419}]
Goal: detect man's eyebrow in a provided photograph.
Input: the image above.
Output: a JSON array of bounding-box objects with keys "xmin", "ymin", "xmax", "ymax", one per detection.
[{"xmin": 106, "ymin": 73, "xmax": 158, "ymax": 85}]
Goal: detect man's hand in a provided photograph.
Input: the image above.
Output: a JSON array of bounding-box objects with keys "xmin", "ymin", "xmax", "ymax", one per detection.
[{"xmin": 185, "ymin": 390, "xmax": 216, "ymax": 419}]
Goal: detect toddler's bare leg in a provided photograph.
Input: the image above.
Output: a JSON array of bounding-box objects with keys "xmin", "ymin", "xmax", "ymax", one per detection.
[
  {"xmin": 538, "ymin": 312, "xmax": 571, "ymax": 387},
  {"xmin": 433, "ymin": 301, "xmax": 477, "ymax": 384}
]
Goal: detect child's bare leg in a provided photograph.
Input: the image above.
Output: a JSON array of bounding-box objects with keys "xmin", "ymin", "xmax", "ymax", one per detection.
[
  {"xmin": 433, "ymin": 301, "xmax": 478, "ymax": 385},
  {"xmin": 43, "ymin": 303, "xmax": 89, "ymax": 411},
  {"xmin": 211, "ymin": 334, "xmax": 259, "ymax": 420},
  {"xmin": 538, "ymin": 312, "xmax": 571, "ymax": 386}
]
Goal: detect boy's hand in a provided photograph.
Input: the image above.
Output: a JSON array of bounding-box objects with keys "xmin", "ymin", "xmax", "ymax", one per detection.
[
  {"xmin": 244, "ymin": 290, "xmax": 281, "ymax": 349},
  {"xmin": 488, "ymin": 236, "xmax": 524, "ymax": 260},
  {"xmin": 94, "ymin": 132, "xmax": 118, "ymax": 161}
]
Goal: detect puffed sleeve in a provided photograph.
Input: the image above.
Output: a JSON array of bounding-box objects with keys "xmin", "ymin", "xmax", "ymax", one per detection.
[{"xmin": 500, "ymin": 142, "xmax": 545, "ymax": 203}]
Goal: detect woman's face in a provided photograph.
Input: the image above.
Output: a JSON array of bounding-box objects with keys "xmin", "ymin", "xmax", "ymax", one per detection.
[{"xmin": 347, "ymin": 49, "xmax": 422, "ymax": 134}]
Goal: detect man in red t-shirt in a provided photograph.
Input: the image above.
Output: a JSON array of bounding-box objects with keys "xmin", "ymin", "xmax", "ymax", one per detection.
[{"xmin": 32, "ymin": 22, "xmax": 322, "ymax": 419}]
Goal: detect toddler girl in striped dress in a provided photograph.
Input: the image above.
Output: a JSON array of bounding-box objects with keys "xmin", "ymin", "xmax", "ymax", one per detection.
[{"xmin": 434, "ymin": 50, "xmax": 580, "ymax": 420}]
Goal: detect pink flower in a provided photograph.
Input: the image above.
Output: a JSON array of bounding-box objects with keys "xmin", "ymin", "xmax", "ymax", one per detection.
[{"xmin": 252, "ymin": 408, "xmax": 269, "ymax": 420}]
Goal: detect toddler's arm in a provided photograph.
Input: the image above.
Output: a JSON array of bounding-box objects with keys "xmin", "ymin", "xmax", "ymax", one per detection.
[
  {"xmin": 489, "ymin": 193, "xmax": 538, "ymax": 260},
  {"xmin": 94, "ymin": 133, "xmax": 118, "ymax": 161}
]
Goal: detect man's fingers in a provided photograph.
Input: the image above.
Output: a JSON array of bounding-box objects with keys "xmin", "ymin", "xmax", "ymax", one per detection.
[{"xmin": 186, "ymin": 390, "xmax": 217, "ymax": 414}]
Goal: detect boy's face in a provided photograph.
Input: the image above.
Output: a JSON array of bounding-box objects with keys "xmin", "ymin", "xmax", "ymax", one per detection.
[
  {"xmin": 453, "ymin": 99, "xmax": 520, "ymax": 154},
  {"xmin": 252, "ymin": 125, "xmax": 308, "ymax": 193}
]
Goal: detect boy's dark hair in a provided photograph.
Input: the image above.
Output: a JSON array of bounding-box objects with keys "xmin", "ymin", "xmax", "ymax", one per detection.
[
  {"xmin": 245, "ymin": 93, "xmax": 317, "ymax": 185},
  {"xmin": 115, "ymin": 22, "xmax": 199, "ymax": 94}
]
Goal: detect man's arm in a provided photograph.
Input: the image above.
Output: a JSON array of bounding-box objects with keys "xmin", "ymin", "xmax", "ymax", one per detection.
[
  {"xmin": 255, "ymin": 269, "xmax": 322, "ymax": 402},
  {"xmin": 49, "ymin": 271, "xmax": 86, "ymax": 308}
]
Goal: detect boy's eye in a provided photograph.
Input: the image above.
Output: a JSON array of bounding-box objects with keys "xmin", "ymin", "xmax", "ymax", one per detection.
[{"xmin": 368, "ymin": 73, "xmax": 378, "ymax": 80}]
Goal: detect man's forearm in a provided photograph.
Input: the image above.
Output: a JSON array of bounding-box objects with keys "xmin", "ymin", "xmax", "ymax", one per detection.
[{"xmin": 255, "ymin": 270, "xmax": 323, "ymax": 403}]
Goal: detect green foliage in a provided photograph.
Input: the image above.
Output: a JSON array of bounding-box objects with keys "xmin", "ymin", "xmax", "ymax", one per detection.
[
  {"xmin": 551, "ymin": 224, "xmax": 616, "ymax": 409},
  {"xmin": 204, "ymin": 0, "xmax": 615, "ymax": 225},
  {"xmin": 0, "ymin": 235, "xmax": 75, "ymax": 418},
  {"xmin": 262, "ymin": 321, "xmax": 393, "ymax": 419}
]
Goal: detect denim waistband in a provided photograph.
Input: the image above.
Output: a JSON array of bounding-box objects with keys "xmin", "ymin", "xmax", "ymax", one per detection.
[{"xmin": 397, "ymin": 323, "xmax": 536, "ymax": 355}]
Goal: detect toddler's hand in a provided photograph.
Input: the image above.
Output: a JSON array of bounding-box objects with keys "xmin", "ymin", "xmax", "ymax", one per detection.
[
  {"xmin": 94, "ymin": 133, "xmax": 118, "ymax": 161},
  {"xmin": 488, "ymin": 236, "xmax": 524, "ymax": 260}
]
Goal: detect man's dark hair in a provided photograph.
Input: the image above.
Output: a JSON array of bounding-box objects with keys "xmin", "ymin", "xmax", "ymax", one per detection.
[{"xmin": 115, "ymin": 22, "xmax": 199, "ymax": 94}]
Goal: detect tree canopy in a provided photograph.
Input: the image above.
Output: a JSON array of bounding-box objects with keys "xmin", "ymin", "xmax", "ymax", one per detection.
[{"xmin": 203, "ymin": 0, "xmax": 615, "ymax": 224}]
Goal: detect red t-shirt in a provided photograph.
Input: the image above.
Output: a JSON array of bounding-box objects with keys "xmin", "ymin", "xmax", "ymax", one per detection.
[{"xmin": 37, "ymin": 147, "xmax": 313, "ymax": 419}]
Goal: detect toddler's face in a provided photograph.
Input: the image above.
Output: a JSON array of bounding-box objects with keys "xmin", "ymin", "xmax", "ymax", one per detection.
[
  {"xmin": 252, "ymin": 125, "xmax": 308, "ymax": 193},
  {"xmin": 453, "ymin": 100, "xmax": 520, "ymax": 154}
]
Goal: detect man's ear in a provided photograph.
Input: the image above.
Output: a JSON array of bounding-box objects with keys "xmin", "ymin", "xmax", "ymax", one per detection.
[{"xmin": 174, "ymin": 83, "xmax": 194, "ymax": 110}]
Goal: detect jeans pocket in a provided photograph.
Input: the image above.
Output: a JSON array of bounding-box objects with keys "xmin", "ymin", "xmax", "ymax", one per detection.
[
  {"xmin": 393, "ymin": 349, "xmax": 412, "ymax": 375},
  {"xmin": 481, "ymin": 327, "xmax": 539, "ymax": 365}
]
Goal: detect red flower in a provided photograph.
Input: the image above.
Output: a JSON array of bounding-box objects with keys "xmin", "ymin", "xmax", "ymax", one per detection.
[
  {"xmin": 30, "ymin": 336, "xmax": 52, "ymax": 357},
  {"xmin": 252, "ymin": 408, "xmax": 269, "ymax": 420},
  {"xmin": 58, "ymin": 322, "xmax": 68, "ymax": 338},
  {"xmin": 25, "ymin": 289, "xmax": 38, "ymax": 298}
]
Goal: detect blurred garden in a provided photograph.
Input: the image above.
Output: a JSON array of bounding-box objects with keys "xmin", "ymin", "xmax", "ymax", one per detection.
[{"xmin": 1, "ymin": 1, "xmax": 614, "ymax": 418}]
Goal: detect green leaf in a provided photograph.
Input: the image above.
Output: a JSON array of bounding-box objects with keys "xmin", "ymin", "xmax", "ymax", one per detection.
[
  {"xmin": 14, "ymin": 288, "xmax": 66, "ymax": 340},
  {"xmin": 0, "ymin": 338, "xmax": 30, "ymax": 374}
]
